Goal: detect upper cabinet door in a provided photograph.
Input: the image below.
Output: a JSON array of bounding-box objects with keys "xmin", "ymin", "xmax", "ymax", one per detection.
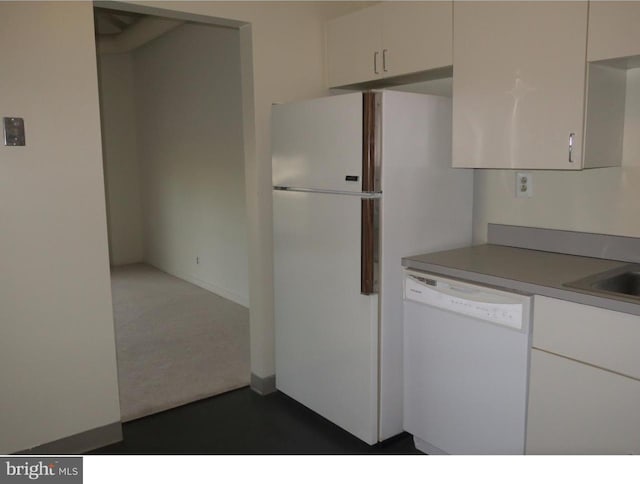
[
  {"xmin": 452, "ymin": 1, "xmax": 588, "ymax": 169},
  {"xmin": 381, "ymin": 1, "xmax": 452, "ymax": 78},
  {"xmin": 326, "ymin": 2, "xmax": 453, "ymax": 89},
  {"xmin": 326, "ymin": 6, "xmax": 383, "ymax": 88},
  {"xmin": 588, "ymin": 1, "xmax": 640, "ymax": 62}
]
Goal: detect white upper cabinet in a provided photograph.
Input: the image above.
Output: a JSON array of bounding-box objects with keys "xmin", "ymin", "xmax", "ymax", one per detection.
[
  {"xmin": 380, "ymin": 2, "xmax": 452, "ymax": 78},
  {"xmin": 326, "ymin": 2, "xmax": 453, "ymax": 89},
  {"xmin": 326, "ymin": 6, "xmax": 383, "ymax": 88},
  {"xmin": 582, "ymin": 2, "xmax": 639, "ymax": 169},
  {"xmin": 452, "ymin": 1, "xmax": 589, "ymax": 169},
  {"xmin": 588, "ymin": 1, "xmax": 640, "ymax": 62}
]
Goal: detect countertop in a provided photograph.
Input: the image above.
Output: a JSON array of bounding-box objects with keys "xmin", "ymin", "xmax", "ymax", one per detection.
[{"xmin": 402, "ymin": 244, "xmax": 640, "ymax": 316}]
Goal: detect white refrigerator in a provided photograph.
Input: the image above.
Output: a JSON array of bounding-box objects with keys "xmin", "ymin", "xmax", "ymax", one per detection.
[{"xmin": 272, "ymin": 91, "xmax": 473, "ymax": 445}]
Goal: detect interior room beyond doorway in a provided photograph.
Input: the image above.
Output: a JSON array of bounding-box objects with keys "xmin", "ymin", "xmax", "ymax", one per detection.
[{"xmin": 95, "ymin": 7, "xmax": 250, "ymax": 421}]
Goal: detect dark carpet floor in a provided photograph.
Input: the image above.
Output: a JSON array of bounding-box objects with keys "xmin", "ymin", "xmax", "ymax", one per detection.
[{"xmin": 92, "ymin": 387, "xmax": 420, "ymax": 455}]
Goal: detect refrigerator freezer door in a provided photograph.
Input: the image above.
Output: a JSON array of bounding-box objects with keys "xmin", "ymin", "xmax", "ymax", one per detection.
[
  {"xmin": 272, "ymin": 93, "xmax": 364, "ymax": 192},
  {"xmin": 273, "ymin": 189, "xmax": 379, "ymax": 444}
]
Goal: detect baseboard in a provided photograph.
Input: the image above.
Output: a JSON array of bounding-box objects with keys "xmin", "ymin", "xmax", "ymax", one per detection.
[
  {"xmin": 251, "ymin": 373, "xmax": 276, "ymax": 395},
  {"xmin": 148, "ymin": 264, "xmax": 249, "ymax": 308},
  {"xmin": 15, "ymin": 422, "xmax": 122, "ymax": 455},
  {"xmin": 185, "ymin": 274, "xmax": 249, "ymax": 308}
]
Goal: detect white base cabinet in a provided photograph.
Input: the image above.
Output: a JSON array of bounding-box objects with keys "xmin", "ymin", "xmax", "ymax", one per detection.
[
  {"xmin": 527, "ymin": 296, "xmax": 640, "ymax": 454},
  {"xmin": 526, "ymin": 349, "xmax": 640, "ymax": 455}
]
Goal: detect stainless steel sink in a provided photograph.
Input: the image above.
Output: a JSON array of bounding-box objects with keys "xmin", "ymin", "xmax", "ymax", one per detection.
[
  {"xmin": 591, "ymin": 271, "xmax": 640, "ymax": 297},
  {"xmin": 564, "ymin": 264, "xmax": 640, "ymax": 301}
]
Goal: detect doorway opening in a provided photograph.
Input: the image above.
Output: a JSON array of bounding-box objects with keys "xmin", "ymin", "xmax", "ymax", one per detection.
[{"xmin": 94, "ymin": 5, "xmax": 251, "ymax": 422}]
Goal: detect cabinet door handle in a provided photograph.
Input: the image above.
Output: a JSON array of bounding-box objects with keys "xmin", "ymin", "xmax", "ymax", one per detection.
[
  {"xmin": 382, "ymin": 49, "xmax": 388, "ymax": 72},
  {"xmin": 568, "ymin": 132, "xmax": 575, "ymax": 163},
  {"xmin": 374, "ymin": 51, "xmax": 379, "ymax": 75}
]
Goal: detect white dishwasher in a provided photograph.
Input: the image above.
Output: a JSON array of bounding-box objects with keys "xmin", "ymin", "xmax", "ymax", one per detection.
[{"xmin": 403, "ymin": 269, "xmax": 532, "ymax": 455}]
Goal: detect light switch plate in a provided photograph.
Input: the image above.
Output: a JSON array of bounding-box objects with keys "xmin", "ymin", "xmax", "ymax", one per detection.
[{"xmin": 3, "ymin": 117, "xmax": 25, "ymax": 146}]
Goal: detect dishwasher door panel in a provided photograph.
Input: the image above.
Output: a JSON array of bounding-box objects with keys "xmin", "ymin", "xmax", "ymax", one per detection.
[{"xmin": 403, "ymin": 299, "xmax": 530, "ymax": 454}]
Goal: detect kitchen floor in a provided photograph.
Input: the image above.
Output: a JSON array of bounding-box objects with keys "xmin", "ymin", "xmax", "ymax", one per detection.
[{"xmin": 91, "ymin": 387, "xmax": 420, "ymax": 455}]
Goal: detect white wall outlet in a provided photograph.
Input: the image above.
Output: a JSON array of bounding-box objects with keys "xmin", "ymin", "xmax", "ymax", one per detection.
[{"xmin": 516, "ymin": 172, "xmax": 533, "ymax": 198}]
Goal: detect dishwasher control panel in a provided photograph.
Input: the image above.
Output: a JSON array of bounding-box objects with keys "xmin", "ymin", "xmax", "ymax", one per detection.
[{"xmin": 404, "ymin": 270, "xmax": 531, "ymax": 331}]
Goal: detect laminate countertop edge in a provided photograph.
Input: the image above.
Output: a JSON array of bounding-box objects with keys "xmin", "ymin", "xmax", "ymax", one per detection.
[{"xmin": 402, "ymin": 247, "xmax": 640, "ymax": 317}]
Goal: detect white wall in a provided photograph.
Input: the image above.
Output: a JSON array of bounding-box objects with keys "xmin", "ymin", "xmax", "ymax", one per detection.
[
  {"xmin": 133, "ymin": 22, "xmax": 249, "ymax": 306},
  {"xmin": 98, "ymin": 52, "xmax": 145, "ymax": 265},
  {"xmin": 0, "ymin": 2, "xmax": 121, "ymax": 453},
  {"xmin": 473, "ymin": 67, "xmax": 640, "ymax": 243}
]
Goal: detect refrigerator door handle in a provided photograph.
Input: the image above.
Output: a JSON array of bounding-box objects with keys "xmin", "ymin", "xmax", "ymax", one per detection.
[
  {"xmin": 273, "ymin": 186, "xmax": 381, "ymax": 199},
  {"xmin": 362, "ymin": 92, "xmax": 382, "ymax": 194},
  {"xmin": 361, "ymin": 198, "xmax": 379, "ymax": 295},
  {"xmin": 361, "ymin": 92, "xmax": 381, "ymax": 295}
]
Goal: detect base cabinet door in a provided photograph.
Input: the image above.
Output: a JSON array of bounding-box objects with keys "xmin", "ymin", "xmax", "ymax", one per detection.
[{"xmin": 526, "ymin": 349, "xmax": 640, "ymax": 455}]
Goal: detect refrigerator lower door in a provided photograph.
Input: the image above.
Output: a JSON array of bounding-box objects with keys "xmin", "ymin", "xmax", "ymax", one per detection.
[{"xmin": 274, "ymin": 190, "xmax": 379, "ymax": 445}]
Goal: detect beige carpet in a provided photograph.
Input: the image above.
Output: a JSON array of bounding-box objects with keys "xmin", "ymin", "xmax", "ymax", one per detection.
[{"xmin": 110, "ymin": 263, "xmax": 250, "ymax": 422}]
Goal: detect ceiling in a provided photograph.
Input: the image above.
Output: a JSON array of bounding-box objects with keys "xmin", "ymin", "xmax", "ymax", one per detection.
[
  {"xmin": 94, "ymin": 8, "xmax": 145, "ymax": 36},
  {"xmin": 93, "ymin": 7, "xmax": 185, "ymax": 54}
]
